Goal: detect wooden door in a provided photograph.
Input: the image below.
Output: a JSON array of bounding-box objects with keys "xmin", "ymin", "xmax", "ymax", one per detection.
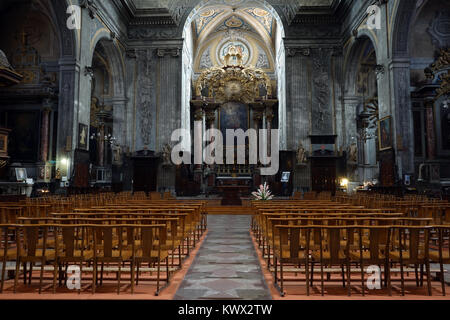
[
  {"xmin": 311, "ymin": 158, "xmax": 337, "ymax": 193},
  {"xmin": 133, "ymin": 158, "xmax": 158, "ymax": 193}
]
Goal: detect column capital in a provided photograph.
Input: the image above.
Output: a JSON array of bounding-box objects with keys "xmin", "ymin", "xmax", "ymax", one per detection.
[
  {"xmin": 286, "ymin": 47, "xmax": 311, "ymax": 57},
  {"xmin": 157, "ymin": 47, "xmax": 181, "ymax": 58},
  {"xmin": 191, "ymin": 100, "xmax": 205, "ymax": 121}
]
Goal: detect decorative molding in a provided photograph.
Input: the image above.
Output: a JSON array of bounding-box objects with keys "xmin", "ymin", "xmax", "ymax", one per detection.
[
  {"xmin": 84, "ymin": 66, "xmax": 94, "ymax": 78},
  {"xmin": 427, "ymin": 11, "xmax": 450, "ymax": 49},
  {"xmin": 157, "ymin": 48, "xmax": 181, "ymax": 58},
  {"xmin": 375, "ymin": 64, "xmax": 385, "ymax": 75},
  {"xmin": 125, "ymin": 49, "xmax": 137, "ymax": 59},
  {"xmin": 80, "ymin": 0, "xmax": 98, "ymax": 19},
  {"xmin": 128, "ymin": 27, "xmax": 179, "ymax": 40},
  {"xmin": 286, "ymin": 47, "xmax": 311, "ymax": 57}
]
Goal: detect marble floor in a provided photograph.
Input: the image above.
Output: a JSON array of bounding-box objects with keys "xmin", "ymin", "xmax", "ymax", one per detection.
[{"xmin": 174, "ymin": 215, "xmax": 271, "ymax": 300}]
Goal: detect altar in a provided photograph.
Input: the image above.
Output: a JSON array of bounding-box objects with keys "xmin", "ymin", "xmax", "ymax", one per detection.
[{"xmin": 216, "ymin": 176, "xmax": 252, "ymax": 205}]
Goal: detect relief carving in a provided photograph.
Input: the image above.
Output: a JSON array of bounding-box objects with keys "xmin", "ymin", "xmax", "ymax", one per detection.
[
  {"xmin": 137, "ymin": 50, "xmax": 154, "ymax": 146},
  {"xmin": 312, "ymin": 49, "xmax": 332, "ymax": 133}
]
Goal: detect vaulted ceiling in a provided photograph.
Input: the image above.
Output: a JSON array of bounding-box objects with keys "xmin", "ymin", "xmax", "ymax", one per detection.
[
  {"xmin": 120, "ymin": 0, "xmax": 343, "ymax": 25},
  {"xmin": 130, "ymin": 0, "xmax": 336, "ymax": 10}
]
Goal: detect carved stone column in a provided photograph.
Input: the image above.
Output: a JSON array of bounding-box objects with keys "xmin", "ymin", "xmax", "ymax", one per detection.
[
  {"xmin": 425, "ymin": 98, "xmax": 436, "ymax": 160},
  {"xmin": 97, "ymin": 122, "xmax": 105, "ymax": 167},
  {"xmin": 251, "ymin": 102, "xmax": 264, "ymax": 132},
  {"xmin": 40, "ymin": 99, "xmax": 52, "ymax": 163},
  {"xmin": 205, "ymin": 103, "xmax": 219, "ymax": 187},
  {"xmin": 264, "ymin": 100, "xmax": 277, "ymax": 157},
  {"xmin": 191, "ymin": 100, "xmax": 205, "ymax": 183},
  {"xmin": 205, "ymin": 103, "xmax": 218, "ymax": 130}
]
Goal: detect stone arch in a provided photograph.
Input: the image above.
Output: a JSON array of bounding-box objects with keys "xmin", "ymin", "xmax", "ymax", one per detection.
[
  {"xmin": 173, "ymin": 0, "xmax": 290, "ymax": 38},
  {"xmin": 344, "ymin": 35, "xmax": 378, "ymax": 97},
  {"xmin": 49, "ymin": 0, "xmax": 77, "ymax": 58},
  {"xmin": 390, "ymin": 0, "xmax": 423, "ymax": 57},
  {"xmin": 89, "ymin": 34, "xmax": 125, "ymax": 99}
]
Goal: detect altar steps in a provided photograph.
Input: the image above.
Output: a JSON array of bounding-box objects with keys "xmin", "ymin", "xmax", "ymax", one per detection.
[{"xmin": 206, "ymin": 206, "xmax": 254, "ymax": 215}]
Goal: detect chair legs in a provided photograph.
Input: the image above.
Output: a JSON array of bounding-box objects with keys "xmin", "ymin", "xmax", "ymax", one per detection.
[
  {"xmin": 440, "ymin": 261, "xmax": 446, "ymax": 296},
  {"xmin": 360, "ymin": 262, "xmax": 365, "ymax": 297},
  {"xmin": 280, "ymin": 260, "xmax": 284, "ymax": 297},
  {"xmin": 0, "ymin": 256, "xmax": 6, "ymax": 293},
  {"xmin": 425, "ymin": 261, "xmax": 432, "ymax": 296},
  {"xmin": 13, "ymin": 259, "xmax": 20, "ymax": 293}
]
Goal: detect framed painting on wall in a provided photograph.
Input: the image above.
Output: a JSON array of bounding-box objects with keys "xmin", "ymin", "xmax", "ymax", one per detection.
[
  {"xmin": 0, "ymin": 133, "xmax": 7, "ymax": 157},
  {"xmin": 78, "ymin": 124, "xmax": 88, "ymax": 150},
  {"xmin": 378, "ymin": 116, "xmax": 393, "ymax": 151},
  {"xmin": 15, "ymin": 168, "xmax": 27, "ymax": 182}
]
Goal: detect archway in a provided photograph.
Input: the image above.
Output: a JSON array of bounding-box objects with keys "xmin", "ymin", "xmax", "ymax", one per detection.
[
  {"xmin": 79, "ymin": 38, "xmax": 125, "ymax": 191},
  {"xmin": 344, "ymin": 36, "xmax": 380, "ymax": 186},
  {"xmin": 179, "ymin": 1, "xmax": 286, "ymax": 196},
  {"xmin": 181, "ymin": 1, "xmax": 286, "ymax": 150}
]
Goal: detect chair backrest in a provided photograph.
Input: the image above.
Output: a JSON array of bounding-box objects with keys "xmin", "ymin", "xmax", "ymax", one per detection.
[
  {"xmin": 435, "ymin": 225, "xmax": 450, "ymax": 262},
  {"xmin": 55, "ymin": 225, "xmax": 91, "ymax": 258},
  {"xmin": 93, "ymin": 225, "xmax": 124, "ymax": 258},
  {"xmin": 357, "ymin": 226, "xmax": 391, "ymax": 262},
  {"xmin": 276, "ymin": 225, "xmax": 311, "ymax": 260},
  {"xmin": 0, "ymin": 224, "xmax": 15, "ymax": 259},
  {"xmin": 150, "ymin": 192, "xmax": 162, "ymax": 200},
  {"xmin": 390, "ymin": 225, "xmax": 431, "ymax": 262},
  {"xmin": 16, "ymin": 224, "xmax": 52, "ymax": 258},
  {"xmin": 136, "ymin": 224, "xmax": 167, "ymax": 259}
]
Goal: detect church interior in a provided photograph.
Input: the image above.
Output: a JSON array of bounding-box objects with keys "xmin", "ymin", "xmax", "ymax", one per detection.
[{"xmin": 1, "ymin": 0, "xmax": 450, "ymax": 301}]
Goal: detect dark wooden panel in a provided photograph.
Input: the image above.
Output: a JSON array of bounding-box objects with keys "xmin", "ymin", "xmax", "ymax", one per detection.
[
  {"xmin": 133, "ymin": 158, "xmax": 158, "ymax": 193},
  {"xmin": 379, "ymin": 149, "xmax": 396, "ymax": 186},
  {"xmin": 311, "ymin": 158, "xmax": 337, "ymax": 193}
]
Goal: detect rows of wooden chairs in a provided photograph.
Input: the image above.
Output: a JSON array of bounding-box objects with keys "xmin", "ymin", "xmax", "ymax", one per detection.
[
  {"xmin": 1, "ymin": 223, "xmax": 170, "ymax": 295},
  {"xmin": 0, "ymin": 196, "xmax": 208, "ymax": 295},
  {"xmin": 252, "ymin": 199, "xmax": 450, "ymax": 297},
  {"xmin": 272, "ymin": 224, "xmax": 450, "ymax": 297}
]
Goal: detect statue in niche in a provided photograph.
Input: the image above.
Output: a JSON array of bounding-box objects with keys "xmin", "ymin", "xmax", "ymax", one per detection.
[
  {"xmin": 224, "ymin": 45, "xmax": 244, "ymax": 67},
  {"xmin": 162, "ymin": 143, "xmax": 172, "ymax": 166},
  {"xmin": 348, "ymin": 142, "xmax": 358, "ymax": 163},
  {"xmin": 112, "ymin": 144, "xmax": 122, "ymax": 165},
  {"xmin": 296, "ymin": 141, "xmax": 307, "ymax": 165}
]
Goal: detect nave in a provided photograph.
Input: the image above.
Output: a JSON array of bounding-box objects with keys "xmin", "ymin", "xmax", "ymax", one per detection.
[{"xmin": 1, "ymin": 192, "xmax": 450, "ymax": 300}]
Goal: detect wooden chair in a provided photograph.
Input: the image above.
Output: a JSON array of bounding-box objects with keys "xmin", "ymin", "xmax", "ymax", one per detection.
[
  {"xmin": 310, "ymin": 225, "xmax": 351, "ymax": 296},
  {"xmin": 92, "ymin": 225, "xmax": 133, "ymax": 294},
  {"xmin": 348, "ymin": 225, "xmax": 391, "ymax": 296},
  {"xmin": 430, "ymin": 225, "xmax": 450, "ymax": 296},
  {"xmin": 132, "ymin": 224, "xmax": 169, "ymax": 296},
  {"xmin": 14, "ymin": 224, "xmax": 55, "ymax": 293},
  {"xmin": 150, "ymin": 192, "xmax": 162, "ymax": 200},
  {"xmin": 273, "ymin": 225, "xmax": 311, "ymax": 297},
  {"xmin": 388, "ymin": 226, "xmax": 432, "ymax": 296},
  {"xmin": 1, "ymin": 224, "xmax": 17, "ymax": 293},
  {"xmin": 53, "ymin": 224, "xmax": 94, "ymax": 294}
]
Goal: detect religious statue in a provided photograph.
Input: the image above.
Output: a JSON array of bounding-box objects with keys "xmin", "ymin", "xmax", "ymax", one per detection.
[
  {"xmin": 79, "ymin": 126, "xmax": 87, "ymax": 146},
  {"xmin": 55, "ymin": 168, "xmax": 61, "ymax": 180},
  {"xmin": 224, "ymin": 45, "xmax": 244, "ymax": 67},
  {"xmin": 296, "ymin": 141, "xmax": 307, "ymax": 165},
  {"xmin": 348, "ymin": 142, "xmax": 358, "ymax": 163},
  {"xmin": 112, "ymin": 144, "xmax": 122, "ymax": 165},
  {"xmin": 162, "ymin": 143, "xmax": 172, "ymax": 165}
]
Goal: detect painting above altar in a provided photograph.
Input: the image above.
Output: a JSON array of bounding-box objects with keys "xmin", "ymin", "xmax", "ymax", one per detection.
[{"xmin": 220, "ymin": 102, "xmax": 249, "ymax": 145}]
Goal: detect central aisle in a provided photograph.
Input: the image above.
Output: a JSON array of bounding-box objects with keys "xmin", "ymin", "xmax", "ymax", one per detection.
[{"xmin": 174, "ymin": 215, "xmax": 272, "ymax": 300}]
